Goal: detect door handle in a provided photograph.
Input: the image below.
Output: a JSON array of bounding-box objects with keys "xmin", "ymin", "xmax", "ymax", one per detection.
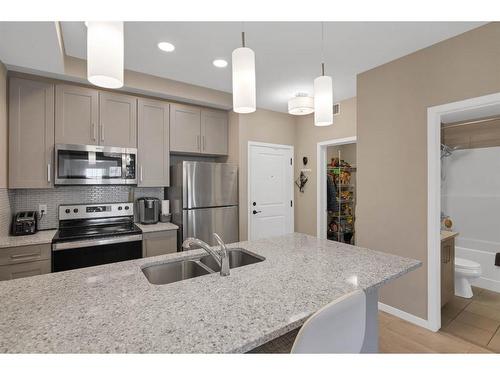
[{"xmin": 252, "ymin": 210, "xmax": 262, "ymax": 215}]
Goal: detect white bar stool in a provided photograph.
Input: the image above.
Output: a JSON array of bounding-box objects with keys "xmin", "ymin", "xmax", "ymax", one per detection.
[{"xmin": 291, "ymin": 290, "xmax": 366, "ymax": 353}]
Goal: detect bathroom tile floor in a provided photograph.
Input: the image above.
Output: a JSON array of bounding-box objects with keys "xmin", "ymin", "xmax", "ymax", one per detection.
[{"xmin": 441, "ymin": 287, "xmax": 500, "ymax": 352}]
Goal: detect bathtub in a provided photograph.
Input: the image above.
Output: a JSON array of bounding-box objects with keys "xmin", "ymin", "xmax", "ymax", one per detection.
[{"xmin": 455, "ymin": 237, "xmax": 500, "ymax": 293}]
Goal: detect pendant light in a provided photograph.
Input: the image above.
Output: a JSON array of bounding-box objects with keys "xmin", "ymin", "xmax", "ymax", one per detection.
[
  {"xmin": 314, "ymin": 23, "xmax": 333, "ymax": 126},
  {"xmin": 87, "ymin": 21, "xmax": 124, "ymax": 89},
  {"xmin": 232, "ymin": 28, "xmax": 256, "ymax": 114}
]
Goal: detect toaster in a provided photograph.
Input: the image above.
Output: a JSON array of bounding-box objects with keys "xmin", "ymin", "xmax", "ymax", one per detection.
[{"xmin": 11, "ymin": 211, "xmax": 38, "ymax": 236}]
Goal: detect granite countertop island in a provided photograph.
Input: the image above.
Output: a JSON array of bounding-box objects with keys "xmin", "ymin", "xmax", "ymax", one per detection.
[{"xmin": 0, "ymin": 233, "xmax": 420, "ymax": 353}]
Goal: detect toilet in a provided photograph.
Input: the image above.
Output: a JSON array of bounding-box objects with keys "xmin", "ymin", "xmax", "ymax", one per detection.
[{"xmin": 454, "ymin": 257, "xmax": 482, "ymax": 298}]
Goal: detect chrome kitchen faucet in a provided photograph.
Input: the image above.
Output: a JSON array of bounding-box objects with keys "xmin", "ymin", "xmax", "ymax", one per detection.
[{"xmin": 182, "ymin": 233, "xmax": 230, "ymax": 276}]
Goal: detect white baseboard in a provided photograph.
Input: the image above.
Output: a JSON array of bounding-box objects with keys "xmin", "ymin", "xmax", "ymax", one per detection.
[
  {"xmin": 472, "ymin": 277, "xmax": 500, "ymax": 293},
  {"xmin": 378, "ymin": 302, "xmax": 432, "ymax": 330}
]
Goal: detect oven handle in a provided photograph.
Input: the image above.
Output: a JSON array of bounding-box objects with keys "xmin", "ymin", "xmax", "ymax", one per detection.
[{"xmin": 52, "ymin": 234, "xmax": 143, "ymax": 251}]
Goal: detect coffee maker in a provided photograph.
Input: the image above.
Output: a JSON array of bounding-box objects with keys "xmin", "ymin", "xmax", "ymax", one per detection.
[{"xmin": 137, "ymin": 197, "xmax": 160, "ymax": 224}]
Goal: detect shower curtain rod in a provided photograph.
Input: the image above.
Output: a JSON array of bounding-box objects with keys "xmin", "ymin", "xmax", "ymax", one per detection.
[{"xmin": 441, "ymin": 115, "xmax": 500, "ymax": 129}]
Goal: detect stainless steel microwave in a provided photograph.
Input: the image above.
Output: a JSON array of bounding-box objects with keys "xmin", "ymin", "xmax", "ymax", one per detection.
[{"xmin": 55, "ymin": 144, "xmax": 137, "ymax": 185}]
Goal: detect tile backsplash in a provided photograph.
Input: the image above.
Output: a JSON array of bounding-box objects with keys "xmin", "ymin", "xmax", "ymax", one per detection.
[
  {"xmin": 0, "ymin": 188, "xmax": 11, "ymax": 236},
  {"xmin": 8, "ymin": 186, "xmax": 164, "ymax": 230}
]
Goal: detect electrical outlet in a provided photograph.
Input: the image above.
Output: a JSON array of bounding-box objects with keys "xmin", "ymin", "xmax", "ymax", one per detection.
[{"xmin": 38, "ymin": 204, "xmax": 47, "ymax": 218}]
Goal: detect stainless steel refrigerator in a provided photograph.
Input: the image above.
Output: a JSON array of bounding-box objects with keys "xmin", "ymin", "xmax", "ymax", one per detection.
[{"xmin": 168, "ymin": 161, "xmax": 239, "ymax": 248}]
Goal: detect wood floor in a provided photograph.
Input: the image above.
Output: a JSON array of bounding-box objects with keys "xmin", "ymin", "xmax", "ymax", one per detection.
[
  {"xmin": 379, "ymin": 311, "xmax": 493, "ymax": 353},
  {"xmin": 440, "ymin": 287, "xmax": 500, "ymax": 352},
  {"xmin": 251, "ymin": 310, "xmax": 495, "ymax": 353}
]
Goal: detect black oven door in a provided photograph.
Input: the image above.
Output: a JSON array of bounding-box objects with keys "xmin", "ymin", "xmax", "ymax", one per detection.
[{"xmin": 52, "ymin": 235, "xmax": 142, "ymax": 272}]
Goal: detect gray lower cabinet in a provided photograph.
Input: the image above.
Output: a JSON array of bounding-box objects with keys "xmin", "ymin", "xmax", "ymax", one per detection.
[
  {"xmin": 55, "ymin": 84, "xmax": 99, "ymax": 145},
  {"xmin": 0, "ymin": 243, "xmax": 51, "ymax": 281},
  {"xmin": 99, "ymin": 91, "xmax": 137, "ymax": 148},
  {"xmin": 142, "ymin": 230, "xmax": 178, "ymax": 258},
  {"xmin": 9, "ymin": 77, "xmax": 54, "ymax": 188},
  {"xmin": 170, "ymin": 103, "xmax": 201, "ymax": 153},
  {"xmin": 201, "ymin": 109, "xmax": 228, "ymax": 155},
  {"xmin": 138, "ymin": 99, "xmax": 170, "ymax": 187}
]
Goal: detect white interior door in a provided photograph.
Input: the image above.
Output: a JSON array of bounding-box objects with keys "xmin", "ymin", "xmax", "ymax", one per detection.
[{"xmin": 249, "ymin": 143, "xmax": 294, "ymax": 240}]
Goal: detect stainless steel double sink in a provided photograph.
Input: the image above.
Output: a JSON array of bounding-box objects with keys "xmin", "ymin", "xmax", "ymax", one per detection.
[{"xmin": 142, "ymin": 248, "xmax": 265, "ymax": 285}]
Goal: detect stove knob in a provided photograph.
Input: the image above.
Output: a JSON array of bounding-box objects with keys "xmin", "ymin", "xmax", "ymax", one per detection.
[
  {"xmin": 73, "ymin": 208, "xmax": 79, "ymax": 213},
  {"xmin": 65, "ymin": 209, "xmax": 70, "ymax": 214},
  {"xmin": 118, "ymin": 206, "xmax": 122, "ymax": 210},
  {"xmin": 125, "ymin": 206, "xmax": 129, "ymax": 210}
]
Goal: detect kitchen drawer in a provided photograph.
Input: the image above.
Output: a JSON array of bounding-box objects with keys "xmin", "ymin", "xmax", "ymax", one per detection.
[
  {"xmin": 0, "ymin": 244, "xmax": 51, "ymax": 266},
  {"xmin": 143, "ymin": 230, "xmax": 178, "ymax": 258},
  {"xmin": 0, "ymin": 259, "xmax": 51, "ymax": 281}
]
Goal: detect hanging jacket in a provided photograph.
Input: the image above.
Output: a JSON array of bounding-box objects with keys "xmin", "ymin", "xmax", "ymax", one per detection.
[{"xmin": 327, "ymin": 174, "xmax": 338, "ymax": 212}]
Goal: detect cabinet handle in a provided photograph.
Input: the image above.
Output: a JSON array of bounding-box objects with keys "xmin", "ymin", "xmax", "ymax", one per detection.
[
  {"xmin": 203, "ymin": 135, "xmax": 206, "ymax": 151},
  {"xmin": 11, "ymin": 252, "xmax": 39, "ymax": 260},
  {"xmin": 92, "ymin": 123, "xmax": 97, "ymax": 141},
  {"xmin": 100, "ymin": 123, "xmax": 105, "ymax": 142},
  {"xmin": 197, "ymin": 135, "xmax": 200, "ymax": 150},
  {"xmin": 140, "ymin": 166, "xmax": 143, "ymax": 182},
  {"xmin": 47, "ymin": 163, "xmax": 51, "ymax": 183}
]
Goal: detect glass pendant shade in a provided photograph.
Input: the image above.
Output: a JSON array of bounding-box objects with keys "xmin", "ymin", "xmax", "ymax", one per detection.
[
  {"xmin": 87, "ymin": 21, "xmax": 124, "ymax": 89},
  {"xmin": 313, "ymin": 75, "xmax": 333, "ymax": 126},
  {"xmin": 231, "ymin": 46, "xmax": 256, "ymax": 114}
]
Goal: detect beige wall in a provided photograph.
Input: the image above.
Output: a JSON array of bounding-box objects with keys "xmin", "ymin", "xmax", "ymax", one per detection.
[
  {"xmin": 357, "ymin": 22, "xmax": 500, "ymax": 319},
  {"xmin": 236, "ymin": 109, "xmax": 297, "ymax": 240},
  {"xmin": 0, "ymin": 60, "xmax": 7, "ymax": 188},
  {"xmin": 294, "ymin": 97, "xmax": 357, "ymax": 236},
  {"xmin": 442, "ymin": 118, "xmax": 500, "ymax": 150},
  {"xmin": 63, "ymin": 56, "xmax": 232, "ymax": 110}
]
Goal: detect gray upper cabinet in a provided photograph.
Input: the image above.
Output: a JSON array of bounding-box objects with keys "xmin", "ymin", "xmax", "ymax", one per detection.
[
  {"xmin": 99, "ymin": 92, "xmax": 137, "ymax": 148},
  {"xmin": 170, "ymin": 104, "xmax": 228, "ymax": 156},
  {"xmin": 9, "ymin": 78, "xmax": 54, "ymax": 188},
  {"xmin": 170, "ymin": 104, "xmax": 202, "ymax": 153},
  {"xmin": 138, "ymin": 99, "xmax": 170, "ymax": 187},
  {"xmin": 201, "ymin": 109, "xmax": 228, "ymax": 155},
  {"xmin": 55, "ymin": 84, "xmax": 99, "ymax": 145}
]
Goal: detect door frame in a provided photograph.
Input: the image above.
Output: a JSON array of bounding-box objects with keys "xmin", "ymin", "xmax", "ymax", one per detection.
[
  {"xmin": 316, "ymin": 136, "xmax": 357, "ymax": 239},
  {"xmin": 427, "ymin": 92, "xmax": 500, "ymax": 332},
  {"xmin": 247, "ymin": 141, "xmax": 294, "ymax": 241}
]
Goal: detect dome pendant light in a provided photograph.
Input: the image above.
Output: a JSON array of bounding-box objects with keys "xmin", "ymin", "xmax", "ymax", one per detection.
[
  {"xmin": 314, "ymin": 23, "xmax": 333, "ymax": 126},
  {"xmin": 87, "ymin": 21, "xmax": 124, "ymax": 89},
  {"xmin": 232, "ymin": 31, "xmax": 256, "ymax": 114}
]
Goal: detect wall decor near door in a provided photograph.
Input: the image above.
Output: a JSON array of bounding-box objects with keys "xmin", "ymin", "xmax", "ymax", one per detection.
[{"xmin": 326, "ymin": 145, "xmax": 356, "ymax": 244}]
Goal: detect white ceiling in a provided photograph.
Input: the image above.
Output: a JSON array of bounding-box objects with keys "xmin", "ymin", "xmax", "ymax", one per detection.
[
  {"xmin": 0, "ymin": 22, "xmax": 486, "ymax": 113},
  {"xmin": 0, "ymin": 22, "xmax": 64, "ymax": 74}
]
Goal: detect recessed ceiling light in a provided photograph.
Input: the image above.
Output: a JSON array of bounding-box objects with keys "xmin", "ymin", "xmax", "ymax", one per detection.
[
  {"xmin": 158, "ymin": 42, "xmax": 175, "ymax": 52},
  {"xmin": 213, "ymin": 59, "xmax": 228, "ymax": 68}
]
